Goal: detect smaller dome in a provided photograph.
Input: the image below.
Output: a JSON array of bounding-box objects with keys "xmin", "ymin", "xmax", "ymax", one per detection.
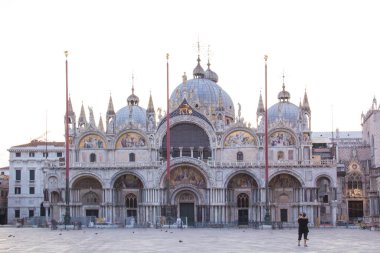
[
  {"xmin": 193, "ymin": 56, "xmax": 205, "ymax": 78},
  {"xmin": 204, "ymin": 62, "xmax": 218, "ymax": 83},
  {"xmin": 127, "ymin": 93, "xmax": 139, "ymax": 106},
  {"xmin": 115, "ymin": 105, "xmax": 146, "ymax": 129},
  {"xmin": 277, "ymin": 90, "xmax": 290, "ymax": 101},
  {"xmin": 127, "ymin": 85, "xmax": 139, "ymax": 106}
]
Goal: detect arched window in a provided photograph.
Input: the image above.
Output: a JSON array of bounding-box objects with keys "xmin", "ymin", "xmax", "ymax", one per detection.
[
  {"xmin": 129, "ymin": 153, "xmax": 135, "ymax": 162},
  {"xmin": 90, "ymin": 153, "xmax": 96, "ymax": 162},
  {"xmin": 237, "ymin": 193, "xmax": 249, "ymax": 208},
  {"xmin": 237, "ymin": 151, "xmax": 243, "ymax": 161},
  {"xmin": 125, "ymin": 193, "xmax": 137, "ymax": 208}
]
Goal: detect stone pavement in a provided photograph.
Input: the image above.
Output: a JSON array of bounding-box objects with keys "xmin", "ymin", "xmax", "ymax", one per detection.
[{"xmin": 0, "ymin": 226, "xmax": 379, "ymax": 253}]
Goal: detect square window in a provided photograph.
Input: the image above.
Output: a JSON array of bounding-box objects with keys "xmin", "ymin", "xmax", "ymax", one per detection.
[
  {"xmin": 43, "ymin": 152, "xmax": 49, "ymax": 158},
  {"xmin": 29, "ymin": 152, "xmax": 35, "ymax": 157},
  {"xmin": 57, "ymin": 152, "xmax": 63, "ymax": 157},
  {"xmin": 29, "ymin": 187, "xmax": 35, "ymax": 195},
  {"xmin": 16, "ymin": 152, "xmax": 21, "ymax": 157}
]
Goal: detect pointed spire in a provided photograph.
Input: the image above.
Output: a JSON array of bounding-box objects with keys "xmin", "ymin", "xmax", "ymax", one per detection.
[
  {"xmin": 193, "ymin": 40, "xmax": 205, "ymax": 79},
  {"xmin": 78, "ymin": 102, "xmax": 87, "ymax": 127},
  {"xmin": 98, "ymin": 114, "xmax": 104, "ymax": 132},
  {"xmin": 257, "ymin": 91, "xmax": 265, "ymax": 114},
  {"xmin": 302, "ymin": 89, "xmax": 311, "ymax": 113},
  {"xmin": 372, "ymin": 96, "xmax": 377, "ymax": 110},
  {"xmin": 107, "ymin": 93, "xmax": 115, "ymax": 116},
  {"xmin": 147, "ymin": 91, "xmax": 155, "ymax": 113},
  {"xmin": 68, "ymin": 96, "xmax": 74, "ymax": 114}
]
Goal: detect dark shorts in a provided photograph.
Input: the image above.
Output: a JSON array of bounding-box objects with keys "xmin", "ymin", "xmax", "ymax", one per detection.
[{"xmin": 298, "ymin": 231, "xmax": 308, "ymax": 240}]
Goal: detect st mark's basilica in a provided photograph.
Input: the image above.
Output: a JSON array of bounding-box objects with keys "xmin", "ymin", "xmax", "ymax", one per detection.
[{"xmin": 7, "ymin": 52, "xmax": 380, "ymax": 228}]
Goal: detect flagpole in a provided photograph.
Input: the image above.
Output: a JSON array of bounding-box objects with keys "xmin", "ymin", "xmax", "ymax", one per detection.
[
  {"xmin": 64, "ymin": 51, "xmax": 71, "ymax": 226},
  {"xmin": 264, "ymin": 55, "xmax": 271, "ymax": 224},
  {"xmin": 166, "ymin": 53, "xmax": 171, "ymax": 217}
]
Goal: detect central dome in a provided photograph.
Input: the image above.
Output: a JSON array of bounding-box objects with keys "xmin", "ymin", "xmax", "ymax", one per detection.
[
  {"xmin": 267, "ymin": 101, "xmax": 300, "ymax": 125},
  {"xmin": 115, "ymin": 105, "xmax": 146, "ymax": 129},
  {"xmin": 170, "ymin": 78, "xmax": 235, "ymax": 120}
]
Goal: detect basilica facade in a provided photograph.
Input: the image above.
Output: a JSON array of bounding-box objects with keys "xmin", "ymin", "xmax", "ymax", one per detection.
[{"xmin": 7, "ymin": 54, "xmax": 380, "ymax": 228}]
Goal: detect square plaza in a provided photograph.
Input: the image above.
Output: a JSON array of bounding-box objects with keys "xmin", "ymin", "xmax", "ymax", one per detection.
[{"xmin": 0, "ymin": 227, "xmax": 379, "ymax": 253}]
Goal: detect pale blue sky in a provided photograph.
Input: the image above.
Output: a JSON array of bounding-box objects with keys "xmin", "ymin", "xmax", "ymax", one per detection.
[{"xmin": 1, "ymin": 0, "xmax": 380, "ymax": 166}]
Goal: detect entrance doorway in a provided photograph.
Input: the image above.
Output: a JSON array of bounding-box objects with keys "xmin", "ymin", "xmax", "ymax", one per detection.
[
  {"xmin": 238, "ymin": 209, "xmax": 249, "ymax": 225},
  {"xmin": 127, "ymin": 209, "xmax": 137, "ymax": 218},
  {"xmin": 280, "ymin": 209, "xmax": 288, "ymax": 222},
  {"xmin": 180, "ymin": 203, "xmax": 194, "ymax": 226},
  {"xmin": 348, "ymin": 200, "xmax": 363, "ymax": 220},
  {"xmin": 86, "ymin": 209, "xmax": 99, "ymax": 218}
]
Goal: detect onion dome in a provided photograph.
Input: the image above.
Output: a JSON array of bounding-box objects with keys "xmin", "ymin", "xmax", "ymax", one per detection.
[
  {"xmin": 204, "ymin": 60, "xmax": 219, "ymax": 83},
  {"xmin": 193, "ymin": 55, "xmax": 205, "ymax": 79},
  {"xmin": 127, "ymin": 85, "xmax": 139, "ymax": 106}
]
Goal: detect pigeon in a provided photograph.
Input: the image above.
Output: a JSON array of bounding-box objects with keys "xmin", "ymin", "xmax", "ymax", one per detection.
[
  {"xmin": 8, "ymin": 235, "xmax": 12, "ymax": 237},
  {"xmin": 59, "ymin": 233, "xmax": 62, "ymax": 235},
  {"xmin": 179, "ymin": 240, "xmax": 183, "ymax": 243}
]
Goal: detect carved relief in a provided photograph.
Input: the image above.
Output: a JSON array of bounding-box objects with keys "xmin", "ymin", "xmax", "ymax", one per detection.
[{"xmin": 224, "ymin": 131, "xmax": 256, "ymax": 147}]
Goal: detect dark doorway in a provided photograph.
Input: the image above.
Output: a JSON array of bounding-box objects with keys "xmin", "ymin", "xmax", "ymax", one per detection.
[
  {"xmin": 280, "ymin": 209, "xmax": 288, "ymax": 222},
  {"xmin": 348, "ymin": 201, "xmax": 363, "ymax": 220},
  {"xmin": 180, "ymin": 203, "xmax": 195, "ymax": 226},
  {"xmin": 238, "ymin": 209, "xmax": 249, "ymax": 225},
  {"xmin": 127, "ymin": 209, "xmax": 137, "ymax": 217},
  {"xmin": 86, "ymin": 209, "xmax": 99, "ymax": 218}
]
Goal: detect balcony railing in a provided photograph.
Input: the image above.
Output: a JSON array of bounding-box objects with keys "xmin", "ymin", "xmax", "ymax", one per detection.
[
  {"xmin": 207, "ymin": 159, "xmax": 335, "ymax": 168},
  {"xmin": 55, "ymin": 159, "xmax": 334, "ymax": 169}
]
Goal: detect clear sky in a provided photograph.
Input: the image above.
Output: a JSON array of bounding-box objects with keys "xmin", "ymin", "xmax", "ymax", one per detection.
[{"xmin": 1, "ymin": 0, "xmax": 380, "ymax": 167}]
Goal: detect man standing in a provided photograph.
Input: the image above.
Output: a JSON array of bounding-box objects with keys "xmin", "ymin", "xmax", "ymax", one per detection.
[{"xmin": 298, "ymin": 212, "xmax": 309, "ymax": 247}]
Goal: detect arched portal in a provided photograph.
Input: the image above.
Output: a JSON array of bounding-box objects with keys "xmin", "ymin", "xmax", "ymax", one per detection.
[
  {"xmin": 165, "ymin": 166, "xmax": 208, "ymax": 226},
  {"xmin": 227, "ymin": 173, "xmax": 259, "ymax": 224},
  {"xmin": 113, "ymin": 174, "xmax": 144, "ymax": 225},
  {"xmin": 316, "ymin": 177, "xmax": 332, "ymax": 224},
  {"xmin": 72, "ymin": 176, "xmax": 103, "ymax": 219},
  {"xmin": 269, "ymin": 174, "xmax": 301, "ymax": 222},
  {"xmin": 175, "ymin": 191, "xmax": 197, "ymax": 226}
]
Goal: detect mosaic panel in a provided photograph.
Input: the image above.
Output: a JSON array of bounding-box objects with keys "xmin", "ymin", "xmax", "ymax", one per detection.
[{"xmin": 224, "ymin": 131, "xmax": 256, "ymax": 147}]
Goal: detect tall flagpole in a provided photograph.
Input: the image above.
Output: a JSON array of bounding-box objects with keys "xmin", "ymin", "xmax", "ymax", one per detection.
[
  {"xmin": 64, "ymin": 51, "xmax": 71, "ymax": 226},
  {"xmin": 166, "ymin": 53, "xmax": 171, "ymax": 216},
  {"xmin": 264, "ymin": 55, "xmax": 271, "ymax": 224}
]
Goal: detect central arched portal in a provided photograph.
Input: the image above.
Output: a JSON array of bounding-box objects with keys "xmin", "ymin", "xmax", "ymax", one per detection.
[
  {"xmin": 177, "ymin": 191, "xmax": 196, "ymax": 226},
  {"xmin": 169, "ymin": 165, "xmax": 207, "ymax": 226},
  {"xmin": 227, "ymin": 173, "xmax": 259, "ymax": 224}
]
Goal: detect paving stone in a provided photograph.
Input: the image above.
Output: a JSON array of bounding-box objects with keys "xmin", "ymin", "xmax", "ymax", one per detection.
[{"xmin": 0, "ymin": 227, "xmax": 379, "ymax": 253}]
